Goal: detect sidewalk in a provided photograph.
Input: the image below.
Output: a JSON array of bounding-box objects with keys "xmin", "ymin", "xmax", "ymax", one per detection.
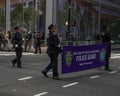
[
  {"xmin": 1, "ymin": 42, "xmax": 120, "ymax": 54},
  {"xmin": 0, "ymin": 46, "xmax": 47, "ymax": 54},
  {"xmin": 30, "ymin": 46, "xmax": 47, "ymax": 54}
]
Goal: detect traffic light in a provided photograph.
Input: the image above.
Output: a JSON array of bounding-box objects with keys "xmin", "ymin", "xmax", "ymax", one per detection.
[{"xmin": 71, "ymin": 21, "xmax": 76, "ymax": 27}]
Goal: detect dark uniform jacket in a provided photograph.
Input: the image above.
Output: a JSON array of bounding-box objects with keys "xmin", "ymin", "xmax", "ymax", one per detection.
[
  {"xmin": 35, "ymin": 34, "xmax": 42, "ymax": 44},
  {"xmin": 101, "ymin": 31, "xmax": 111, "ymax": 57},
  {"xmin": 101, "ymin": 32, "xmax": 111, "ymax": 43},
  {"xmin": 46, "ymin": 33, "xmax": 61, "ymax": 55},
  {"xmin": 12, "ymin": 32, "xmax": 22, "ymax": 50}
]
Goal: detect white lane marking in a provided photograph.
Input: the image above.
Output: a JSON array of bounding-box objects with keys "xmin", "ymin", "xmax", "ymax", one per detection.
[
  {"xmin": 62, "ymin": 82, "xmax": 79, "ymax": 88},
  {"xmin": 48, "ymin": 72, "xmax": 53, "ymax": 75},
  {"xmin": 12, "ymin": 89, "xmax": 16, "ymax": 92},
  {"xmin": 18, "ymin": 76, "xmax": 33, "ymax": 81},
  {"xmin": 110, "ymin": 71, "xmax": 117, "ymax": 74},
  {"xmin": 90, "ymin": 75, "xmax": 100, "ymax": 79},
  {"xmin": 34, "ymin": 92, "xmax": 48, "ymax": 96}
]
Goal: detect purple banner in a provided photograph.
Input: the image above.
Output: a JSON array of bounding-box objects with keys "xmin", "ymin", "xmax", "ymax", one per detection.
[{"xmin": 62, "ymin": 44, "xmax": 108, "ymax": 74}]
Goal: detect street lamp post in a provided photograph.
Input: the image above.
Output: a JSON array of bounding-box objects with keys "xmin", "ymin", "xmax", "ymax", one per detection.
[
  {"xmin": 22, "ymin": 0, "xmax": 24, "ymax": 34},
  {"xmin": 98, "ymin": 0, "xmax": 101, "ymax": 33},
  {"xmin": 66, "ymin": 0, "xmax": 71, "ymax": 40},
  {"xmin": 68, "ymin": 0, "xmax": 71, "ymax": 33},
  {"xmin": 6, "ymin": 0, "xmax": 10, "ymax": 32}
]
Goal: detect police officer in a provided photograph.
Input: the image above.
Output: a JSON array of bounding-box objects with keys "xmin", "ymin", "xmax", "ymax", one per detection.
[
  {"xmin": 101, "ymin": 25, "xmax": 112, "ymax": 71},
  {"xmin": 42, "ymin": 24, "xmax": 61, "ymax": 80},
  {"xmin": 11, "ymin": 27, "xmax": 23, "ymax": 68},
  {"xmin": 34, "ymin": 31, "xmax": 42, "ymax": 54}
]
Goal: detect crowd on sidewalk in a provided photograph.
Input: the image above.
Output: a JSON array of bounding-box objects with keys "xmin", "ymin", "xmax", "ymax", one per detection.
[{"xmin": 0, "ymin": 30, "xmax": 44, "ymax": 54}]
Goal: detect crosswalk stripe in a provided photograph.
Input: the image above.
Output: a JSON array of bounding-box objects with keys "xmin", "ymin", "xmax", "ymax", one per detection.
[
  {"xmin": 111, "ymin": 54, "xmax": 120, "ymax": 56},
  {"xmin": 111, "ymin": 56, "xmax": 120, "ymax": 59},
  {"xmin": 111, "ymin": 53, "xmax": 120, "ymax": 59}
]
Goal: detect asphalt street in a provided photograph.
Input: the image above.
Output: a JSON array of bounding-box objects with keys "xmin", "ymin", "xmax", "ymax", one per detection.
[{"xmin": 0, "ymin": 51, "xmax": 120, "ymax": 96}]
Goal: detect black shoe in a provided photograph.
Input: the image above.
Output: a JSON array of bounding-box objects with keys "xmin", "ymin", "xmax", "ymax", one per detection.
[
  {"xmin": 53, "ymin": 76, "xmax": 60, "ymax": 80},
  {"xmin": 11, "ymin": 60, "xmax": 15, "ymax": 67},
  {"xmin": 41, "ymin": 71, "xmax": 48, "ymax": 77}
]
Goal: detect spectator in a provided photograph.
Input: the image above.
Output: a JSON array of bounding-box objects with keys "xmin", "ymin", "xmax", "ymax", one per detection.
[
  {"xmin": 34, "ymin": 31, "xmax": 42, "ymax": 54},
  {"xmin": 0, "ymin": 32, "xmax": 3, "ymax": 50},
  {"xmin": 67, "ymin": 32, "xmax": 74, "ymax": 45},
  {"xmin": 24, "ymin": 31, "xmax": 32, "ymax": 52}
]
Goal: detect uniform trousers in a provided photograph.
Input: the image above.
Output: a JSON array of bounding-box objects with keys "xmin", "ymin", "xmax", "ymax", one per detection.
[
  {"xmin": 105, "ymin": 44, "xmax": 111, "ymax": 70},
  {"xmin": 43, "ymin": 54, "xmax": 58, "ymax": 77},
  {"xmin": 12, "ymin": 49, "xmax": 22, "ymax": 67}
]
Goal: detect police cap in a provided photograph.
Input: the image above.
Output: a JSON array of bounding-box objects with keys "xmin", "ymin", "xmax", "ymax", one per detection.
[
  {"xmin": 48, "ymin": 24, "xmax": 56, "ymax": 30},
  {"xmin": 14, "ymin": 26, "xmax": 19, "ymax": 30},
  {"xmin": 103, "ymin": 24, "xmax": 109, "ymax": 29}
]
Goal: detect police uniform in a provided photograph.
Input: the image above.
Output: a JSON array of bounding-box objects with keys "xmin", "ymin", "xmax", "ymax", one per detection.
[
  {"xmin": 101, "ymin": 25, "xmax": 111, "ymax": 70},
  {"xmin": 35, "ymin": 32, "xmax": 42, "ymax": 54},
  {"xmin": 42, "ymin": 24, "xmax": 61, "ymax": 80},
  {"xmin": 11, "ymin": 27, "xmax": 23, "ymax": 68}
]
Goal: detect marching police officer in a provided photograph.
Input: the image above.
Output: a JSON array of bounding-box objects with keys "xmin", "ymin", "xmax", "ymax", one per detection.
[
  {"xmin": 42, "ymin": 24, "xmax": 61, "ymax": 80},
  {"xmin": 101, "ymin": 25, "xmax": 112, "ymax": 71},
  {"xmin": 11, "ymin": 27, "xmax": 23, "ymax": 68}
]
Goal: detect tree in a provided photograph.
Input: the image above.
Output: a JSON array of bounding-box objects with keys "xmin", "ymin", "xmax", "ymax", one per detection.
[
  {"xmin": 10, "ymin": 2, "xmax": 37, "ymax": 32},
  {"xmin": 11, "ymin": 3, "xmax": 23, "ymax": 29},
  {"xmin": 0, "ymin": 10, "xmax": 5, "ymax": 30}
]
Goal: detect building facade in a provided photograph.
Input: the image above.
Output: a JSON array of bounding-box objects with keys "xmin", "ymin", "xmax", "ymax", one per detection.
[
  {"xmin": 0, "ymin": 0, "xmax": 120, "ymax": 42},
  {"xmin": 57, "ymin": 0, "xmax": 120, "ymax": 42}
]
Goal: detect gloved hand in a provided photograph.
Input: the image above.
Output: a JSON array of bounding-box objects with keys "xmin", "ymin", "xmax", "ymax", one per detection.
[
  {"xmin": 22, "ymin": 39, "xmax": 25, "ymax": 42},
  {"xmin": 15, "ymin": 44, "xmax": 18, "ymax": 48},
  {"xmin": 58, "ymin": 44, "xmax": 61, "ymax": 47}
]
